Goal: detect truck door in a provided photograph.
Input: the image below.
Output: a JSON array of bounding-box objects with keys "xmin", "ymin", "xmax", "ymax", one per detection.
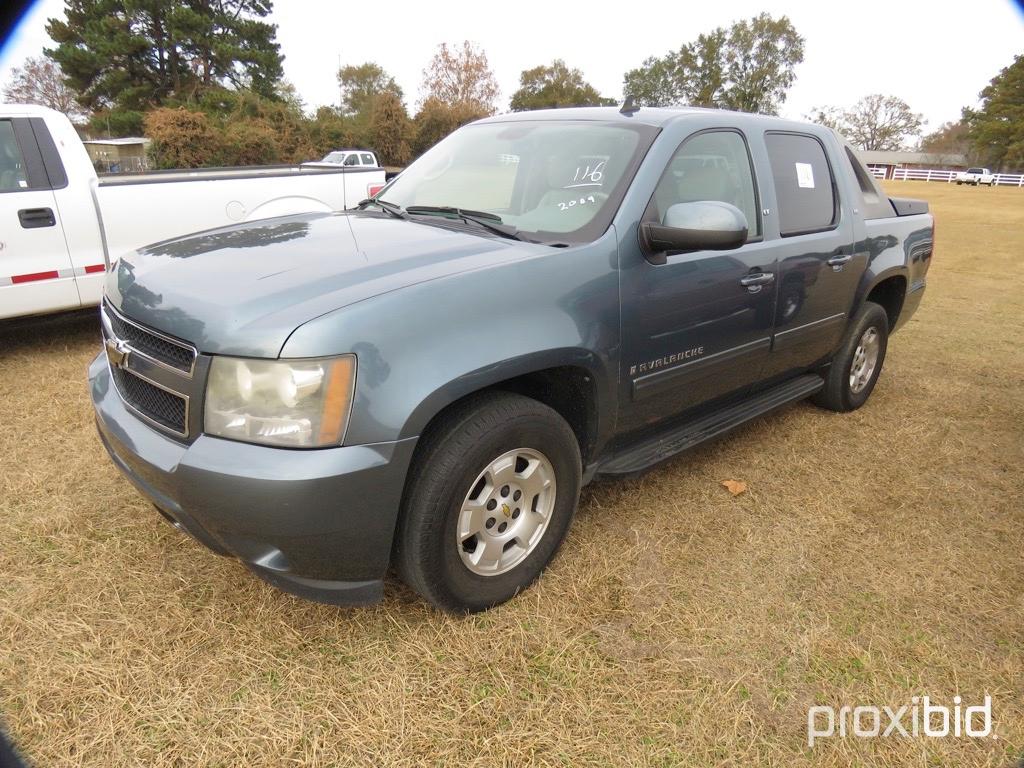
[
  {"xmin": 0, "ymin": 118, "xmax": 79, "ymax": 320},
  {"xmin": 758, "ymin": 132, "xmax": 861, "ymax": 378},
  {"xmin": 618, "ymin": 128, "xmax": 777, "ymax": 435}
]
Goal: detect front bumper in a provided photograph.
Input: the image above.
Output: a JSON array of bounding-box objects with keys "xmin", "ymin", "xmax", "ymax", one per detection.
[{"xmin": 89, "ymin": 353, "xmax": 417, "ymax": 605}]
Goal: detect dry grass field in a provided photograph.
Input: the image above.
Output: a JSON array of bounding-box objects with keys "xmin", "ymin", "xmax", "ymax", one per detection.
[{"xmin": 0, "ymin": 180, "xmax": 1021, "ymax": 766}]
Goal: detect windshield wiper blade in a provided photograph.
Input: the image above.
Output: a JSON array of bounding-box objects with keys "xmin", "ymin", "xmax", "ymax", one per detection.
[
  {"xmin": 406, "ymin": 205, "xmax": 502, "ymax": 221},
  {"xmin": 405, "ymin": 206, "xmax": 526, "ymax": 241},
  {"xmin": 356, "ymin": 198, "xmax": 407, "ymax": 219}
]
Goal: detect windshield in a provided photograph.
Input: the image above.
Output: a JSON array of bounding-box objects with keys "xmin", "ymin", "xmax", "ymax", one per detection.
[
  {"xmin": 323, "ymin": 152, "xmax": 347, "ymax": 164},
  {"xmin": 377, "ymin": 120, "xmax": 658, "ymax": 243}
]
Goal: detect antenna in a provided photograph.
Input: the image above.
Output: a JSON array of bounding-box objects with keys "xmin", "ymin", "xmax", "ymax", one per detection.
[{"xmin": 620, "ymin": 96, "xmax": 640, "ymax": 115}]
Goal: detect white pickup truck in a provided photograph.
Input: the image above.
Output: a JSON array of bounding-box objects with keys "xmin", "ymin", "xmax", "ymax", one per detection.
[
  {"xmin": 0, "ymin": 104, "xmax": 386, "ymax": 321},
  {"xmin": 317, "ymin": 149, "xmax": 380, "ymax": 167},
  {"xmin": 955, "ymin": 167, "xmax": 996, "ymax": 186}
]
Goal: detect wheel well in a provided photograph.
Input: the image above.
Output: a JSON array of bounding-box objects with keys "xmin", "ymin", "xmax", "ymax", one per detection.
[
  {"xmin": 486, "ymin": 366, "xmax": 598, "ymax": 465},
  {"xmin": 417, "ymin": 366, "xmax": 599, "ymax": 467},
  {"xmin": 866, "ymin": 276, "xmax": 907, "ymax": 329}
]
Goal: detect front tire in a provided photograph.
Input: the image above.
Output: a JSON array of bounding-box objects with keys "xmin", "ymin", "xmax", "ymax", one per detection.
[
  {"xmin": 394, "ymin": 392, "xmax": 581, "ymax": 613},
  {"xmin": 813, "ymin": 302, "xmax": 889, "ymax": 412}
]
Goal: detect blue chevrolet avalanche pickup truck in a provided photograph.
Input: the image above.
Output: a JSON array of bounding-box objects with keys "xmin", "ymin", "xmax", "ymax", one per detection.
[{"xmin": 90, "ymin": 106, "xmax": 933, "ymax": 613}]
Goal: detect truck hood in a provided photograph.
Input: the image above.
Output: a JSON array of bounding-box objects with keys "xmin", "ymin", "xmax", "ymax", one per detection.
[{"xmin": 106, "ymin": 212, "xmax": 545, "ymax": 357}]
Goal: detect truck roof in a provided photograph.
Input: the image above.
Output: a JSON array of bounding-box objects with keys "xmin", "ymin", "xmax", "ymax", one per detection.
[
  {"xmin": 0, "ymin": 103, "xmax": 64, "ymax": 118},
  {"xmin": 475, "ymin": 105, "xmax": 819, "ymax": 134}
]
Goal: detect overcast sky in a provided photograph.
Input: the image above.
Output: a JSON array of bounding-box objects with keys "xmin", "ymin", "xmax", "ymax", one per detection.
[{"xmin": 2, "ymin": 0, "xmax": 1022, "ymax": 132}]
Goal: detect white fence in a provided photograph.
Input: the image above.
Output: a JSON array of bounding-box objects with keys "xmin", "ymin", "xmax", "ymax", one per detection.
[{"xmin": 868, "ymin": 165, "xmax": 1024, "ymax": 187}]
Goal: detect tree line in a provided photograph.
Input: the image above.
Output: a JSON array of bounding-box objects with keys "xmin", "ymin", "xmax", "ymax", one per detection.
[
  {"xmin": 1, "ymin": 1, "xmax": 1021, "ymax": 172},
  {"xmin": 802, "ymin": 54, "xmax": 1024, "ymax": 172}
]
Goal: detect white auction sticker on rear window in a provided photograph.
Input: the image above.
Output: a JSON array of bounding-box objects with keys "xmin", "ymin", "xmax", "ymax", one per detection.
[{"xmin": 795, "ymin": 162, "xmax": 815, "ymax": 188}]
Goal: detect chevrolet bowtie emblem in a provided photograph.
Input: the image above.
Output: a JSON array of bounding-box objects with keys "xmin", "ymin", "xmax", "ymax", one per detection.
[
  {"xmin": 105, "ymin": 337, "xmax": 132, "ymax": 370},
  {"xmin": 501, "ymin": 503, "xmax": 511, "ymax": 517}
]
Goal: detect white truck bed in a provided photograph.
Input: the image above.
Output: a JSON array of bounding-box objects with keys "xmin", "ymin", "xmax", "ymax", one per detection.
[{"xmin": 0, "ymin": 104, "xmax": 386, "ymax": 321}]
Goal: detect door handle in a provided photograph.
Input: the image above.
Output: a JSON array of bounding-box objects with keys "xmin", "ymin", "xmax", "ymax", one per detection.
[
  {"xmin": 827, "ymin": 254, "xmax": 853, "ymax": 268},
  {"xmin": 739, "ymin": 272, "xmax": 775, "ymax": 293},
  {"xmin": 18, "ymin": 208, "xmax": 56, "ymax": 229}
]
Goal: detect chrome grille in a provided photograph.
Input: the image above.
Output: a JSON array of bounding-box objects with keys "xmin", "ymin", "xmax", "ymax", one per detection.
[
  {"xmin": 100, "ymin": 302, "xmax": 197, "ymax": 439},
  {"xmin": 102, "ymin": 300, "xmax": 196, "ymax": 375},
  {"xmin": 109, "ymin": 365, "xmax": 187, "ymax": 434}
]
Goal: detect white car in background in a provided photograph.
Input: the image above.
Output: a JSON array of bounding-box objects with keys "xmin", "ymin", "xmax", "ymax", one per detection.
[
  {"xmin": 956, "ymin": 167, "xmax": 996, "ymax": 186},
  {"xmin": 0, "ymin": 104, "xmax": 386, "ymax": 321}
]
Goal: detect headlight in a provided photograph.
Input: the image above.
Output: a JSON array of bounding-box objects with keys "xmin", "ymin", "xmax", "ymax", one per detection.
[{"xmin": 204, "ymin": 356, "xmax": 356, "ymax": 448}]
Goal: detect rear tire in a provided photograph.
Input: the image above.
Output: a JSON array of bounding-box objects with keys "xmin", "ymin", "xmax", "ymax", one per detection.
[
  {"xmin": 813, "ymin": 302, "xmax": 889, "ymax": 412},
  {"xmin": 394, "ymin": 392, "xmax": 581, "ymax": 613}
]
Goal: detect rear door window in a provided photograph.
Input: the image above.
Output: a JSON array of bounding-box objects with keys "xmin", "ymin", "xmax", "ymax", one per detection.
[
  {"xmin": 765, "ymin": 133, "xmax": 837, "ymax": 236},
  {"xmin": 361, "ymin": 153, "xmax": 375, "ymax": 165}
]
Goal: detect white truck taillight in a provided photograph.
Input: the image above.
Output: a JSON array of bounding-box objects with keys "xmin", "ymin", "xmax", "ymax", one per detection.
[{"xmin": 368, "ymin": 183, "xmax": 385, "ymax": 198}]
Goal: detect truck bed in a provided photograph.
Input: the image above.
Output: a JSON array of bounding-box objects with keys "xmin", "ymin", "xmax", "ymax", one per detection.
[
  {"xmin": 0, "ymin": 103, "xmax": 388, "ymax": 320},
  {"xmin": 97, "ymin": 164, "xmax": 382, "ymax": 185}
]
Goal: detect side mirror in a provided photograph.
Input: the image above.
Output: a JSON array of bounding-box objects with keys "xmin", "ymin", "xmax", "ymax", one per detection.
[{"xmin": 640, "ymin": 201, "xmax": 749, "ymax": 264}]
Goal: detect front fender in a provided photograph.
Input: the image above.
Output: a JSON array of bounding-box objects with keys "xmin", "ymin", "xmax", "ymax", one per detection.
[
  {"xmin": 401, "ymin": 346, "xmax": 613, "ymax": 447},
  {"xmin": 281, "ymin": 233, "xmax": 621, "ymax": 448}
]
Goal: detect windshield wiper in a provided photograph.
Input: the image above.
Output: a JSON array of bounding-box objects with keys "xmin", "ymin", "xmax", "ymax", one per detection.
[
  {"xmin": 356, "ymin": 198, "xmax": 407, "ymax": 219},
  {"xmin": 405, "ymin": 206, "xmax": 527, "ymax": 241}
]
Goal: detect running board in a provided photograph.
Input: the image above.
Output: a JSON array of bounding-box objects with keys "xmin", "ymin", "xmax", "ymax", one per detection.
[{"xmin": 596, "ymin": 374, "xmax": 824, "ymax": 477}]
